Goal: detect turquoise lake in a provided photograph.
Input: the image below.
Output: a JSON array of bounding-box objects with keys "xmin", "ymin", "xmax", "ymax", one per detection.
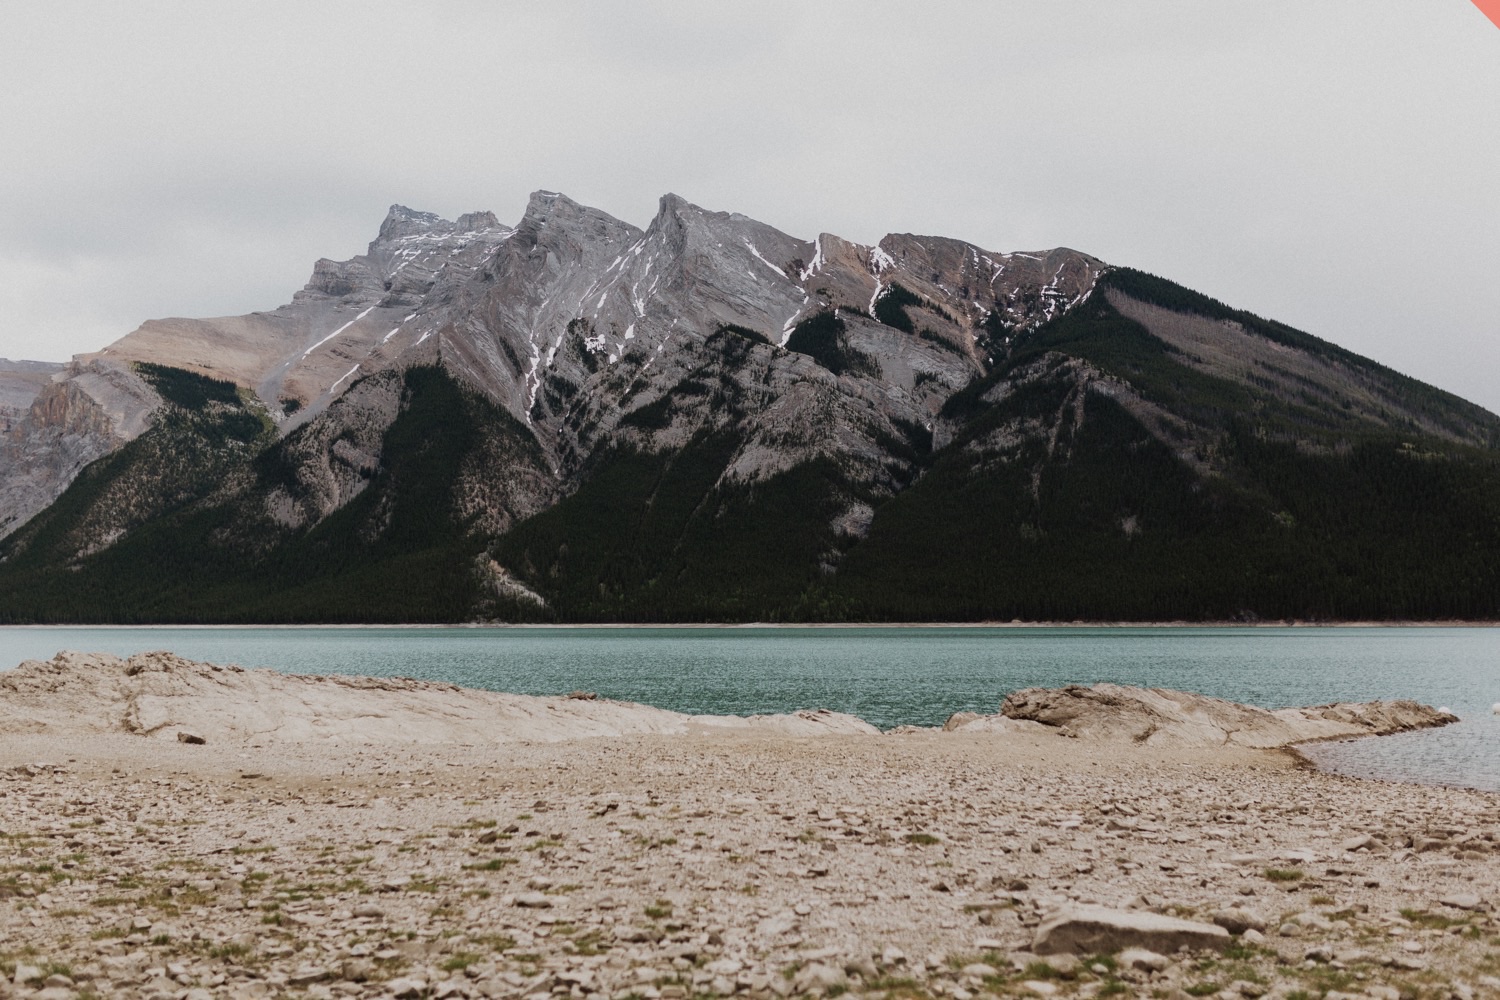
[{"xmin": 2, "ymin": 625, "xmax": 1496, "ymax": 791}]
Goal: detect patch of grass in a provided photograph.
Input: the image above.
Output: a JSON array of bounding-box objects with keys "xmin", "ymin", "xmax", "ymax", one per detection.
[
  {"xmin": 441, "ymin": 952, "xmax": 481, "ymax": 972},
  {"xmin": 863, "ymin": 977, "xmax": 936, "ymax": 1000},
  {"xmin": 904, "ymin": 833, "xmax": 940, "ymax": 846},
  {"xmin": 571, "ymin": 929, "xmax": 609, "ymax": 955},
  {"xmin": 644, "ymin": 900, "xmax": 673, "ymax": 919},
  {"xmin": 1399, "ymin": 908, "xmax": 1466, "ymax": 930},
  {"xmin": 464, "ymin": 859, "xmax": 516, "ymax": 872},
  {"xmin": 470, "ymin": 933, "xmax": 516, "ymax": 953},
  {"xmin": 1293, "ymin": 965, "xmax": 1357, "ymax": 994},
  {"xmin": 1184, "ymin": 984, "xmax": 1221, "ymax": 997},
  {"xmin": 632, "ymin": 834, "xmax": 678, "ymax": 850},
  {"xmin": 1263, "ymin": 868, "xmax": 1304, "ymax": 882}
]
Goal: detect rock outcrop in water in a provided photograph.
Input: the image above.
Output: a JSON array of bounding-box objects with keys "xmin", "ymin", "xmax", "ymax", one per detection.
[
  {"xmin": 0, "ymin": 650, "xmax": 879, "ymax": 743},
  {"xmin": 991, "ymin": 682, "xmax": 1458, "ymax": 748}
]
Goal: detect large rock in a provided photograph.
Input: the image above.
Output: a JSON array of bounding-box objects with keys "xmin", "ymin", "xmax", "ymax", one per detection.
[
  {"xmin": 1033, "ymin": 905, "xmax": 1230, "ymax": 956},
  {"xmin": 999, "ymin": 684, "xmax": 1456, "ymax": 749},
  {"xmin": 0, "ymin": 649, "xmax": 878, "ymax": 744}
]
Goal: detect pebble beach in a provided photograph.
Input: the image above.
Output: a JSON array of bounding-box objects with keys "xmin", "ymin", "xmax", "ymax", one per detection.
[{"xmin": 1, "ymin": 653, "xmax": 1496, "ymax": 1000}]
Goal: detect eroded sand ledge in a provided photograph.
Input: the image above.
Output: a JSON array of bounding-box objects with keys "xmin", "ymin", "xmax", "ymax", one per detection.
[
  {"xmin": 0, "ymin": 652, "xmax": 1495, "ymax": 1000},
  {"xmin": 0, "ymin": 651, "xmax": 882, "ymax": 743},
  {"xmin": 0, "ymin": 651, "xmax": 1457, "ymax": 749}
]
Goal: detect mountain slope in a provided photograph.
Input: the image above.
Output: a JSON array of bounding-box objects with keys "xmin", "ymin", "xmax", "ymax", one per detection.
[
  {"xmin": 828, "ymin": 274, "xmax": 1500, "ymax": 621},
  {"xmin": 1, "ymin": 193, "xmax": 1497, "ymax": 623}
]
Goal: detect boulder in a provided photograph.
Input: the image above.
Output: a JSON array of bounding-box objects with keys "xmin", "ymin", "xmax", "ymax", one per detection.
[
  {"xmin": 1439, "ymin": 892, "xmax": 1484, "ymax": 911},
  {"xmin": 1209, "ymin": 907, "xmax": 1266, "ymax": 935},
  {"xmin": 944, "ymin": 711, "xmax": 982, "ymax": 731},
  {"xmin": 792, "ymin": 963, "xmax": 847, "ymax": 994},
  {"xmin": 1032, "ymin": 905, "xmax": 1230, "ymax": 956},
  {"xmin": 1119, "ymin": 948, "xmax": 1170, "ymax": 972}
]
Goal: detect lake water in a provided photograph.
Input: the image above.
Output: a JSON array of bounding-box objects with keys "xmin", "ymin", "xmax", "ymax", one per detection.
[{"xmin": 1, "ymin": 625, "xmax": 1496, "ymax": 791}]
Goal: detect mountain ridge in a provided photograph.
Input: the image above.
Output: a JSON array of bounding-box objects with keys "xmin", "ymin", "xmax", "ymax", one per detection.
[{"xmin": 2, "ymin": 191, "xmax": 1497, "ymax": 623}]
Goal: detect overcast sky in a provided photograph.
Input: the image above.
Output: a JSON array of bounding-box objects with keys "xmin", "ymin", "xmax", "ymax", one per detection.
[{"xmin": 3, "ymin": 2, "xmax": 1498, "ymax": 410}]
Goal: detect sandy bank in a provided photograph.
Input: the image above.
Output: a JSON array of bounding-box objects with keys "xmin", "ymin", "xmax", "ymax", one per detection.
[
  {"xmin": 0, "ymin": 651, "xmax": 879, "ymax": 744},
  {"xmin": 0, "ymin": 653, "xmax": 1493, "ymax": 1000},
  {"xmin": 0, "ymin": 651, "xmax": 1456, "ymax": 751}
]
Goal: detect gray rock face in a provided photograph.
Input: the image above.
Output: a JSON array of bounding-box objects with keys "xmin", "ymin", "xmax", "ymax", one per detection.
[
  {"xmin": 85, "ymin": 202, "xmax": 517, "ymax": 427},
  {"xmin": 0, "ymin": 359, "xmax": 62, "ymax": 418},
  {"xmin": 0, "ymin": 358, "xmax": 158, "ymax": 539}
]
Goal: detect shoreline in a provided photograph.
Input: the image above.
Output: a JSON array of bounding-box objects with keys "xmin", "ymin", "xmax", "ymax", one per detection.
[
  {"xmin": 3, "ymin": 620, "xmax": 1498, "ymax": 630},
  {"xmin": 1, "ymin": 648, "xmax": 1489, "ymax": 793}
]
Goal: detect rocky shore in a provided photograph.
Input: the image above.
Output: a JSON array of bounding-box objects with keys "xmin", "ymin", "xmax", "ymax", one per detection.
[{"xmin": 1, "ymin": 652, "xmax": 1496, "ymax": 1000}]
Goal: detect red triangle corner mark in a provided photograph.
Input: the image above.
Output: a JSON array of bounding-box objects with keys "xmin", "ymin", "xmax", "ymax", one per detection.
[{"xmin": 1473, "ymin": 0, "xmax": 1500, "ymax": 30}]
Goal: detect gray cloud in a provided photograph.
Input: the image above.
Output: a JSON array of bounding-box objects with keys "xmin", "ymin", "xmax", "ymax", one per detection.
[{"xmin": 2, "ymin": 1, "xmax": 1497, "ymax": 410}]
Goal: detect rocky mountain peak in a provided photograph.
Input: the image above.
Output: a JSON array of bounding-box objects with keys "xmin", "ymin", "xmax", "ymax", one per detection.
[
  {"xmin": 522, "ymin": 190, "xmax": 592, "ymax": 225},
  {"xmin": 375, "ymin": 205, "xmax": 510, "ymax": 247},
  {"xmin": 377, "ymin": 204, "xmax": 448, "ymax": 241},
  {"xmin": 646, "ymin": 192, "xmax": 710, "ymax": 242},
  {"xmin": 515, "ymin": 191, "xmax": 643, "ymax": 250},
  {"xmin": 455, "ymin": 210, "xmax": 501, "ymax": 232}
]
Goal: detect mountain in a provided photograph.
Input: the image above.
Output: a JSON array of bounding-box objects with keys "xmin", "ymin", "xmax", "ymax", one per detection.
[{"xmin": 2, "ymin": 192, "xmax": 1498, "ymax": 623}]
